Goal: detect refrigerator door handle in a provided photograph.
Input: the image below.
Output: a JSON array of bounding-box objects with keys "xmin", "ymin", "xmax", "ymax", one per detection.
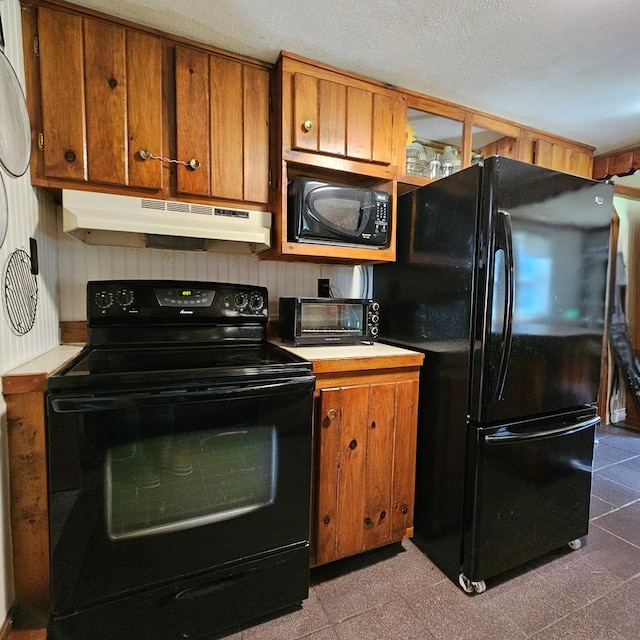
[
  {"xmin": 493, "ymin": 209, "xmax": 515, "ymax": 401},
  {"xmin": 485, "ymin": 416, "xmax": 600, "ymax": 444}
]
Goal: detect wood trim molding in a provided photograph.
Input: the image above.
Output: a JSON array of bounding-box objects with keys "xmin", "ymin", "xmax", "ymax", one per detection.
[{"xmin": 614, "ymin": 184, "xmax": 640, "ymax": 200}]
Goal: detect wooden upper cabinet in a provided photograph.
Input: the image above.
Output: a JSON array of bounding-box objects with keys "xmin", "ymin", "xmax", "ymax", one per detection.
[
  {"xmin": 593, "ymin": 146, "xmax": 640, "ymax": 179},
  {"xmin": 36, "ymin": 5, "xmax": 163, "ymax": 190},
  {"xmin": 175, "ymin": 46, "xmax": 270, "ymax": 204},
  {"xmin": 533, "ymin": 138, "xmax": 594, "ymax": 178},
  {"xmin": 292, "ymin": 74, "xmax": 394, "ymax": 166},
  {"xmin": 282, "ymin": 53, "xmax": 400, "ymax": 176},
  {"xmin": 37, "ymin": 7, "xmax": 84, "ymax": 182}
]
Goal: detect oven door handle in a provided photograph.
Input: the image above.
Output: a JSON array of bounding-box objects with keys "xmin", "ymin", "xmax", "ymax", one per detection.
[{"xmin": 49, "ymin": 376, "xmax": 316, "ymax": 413}]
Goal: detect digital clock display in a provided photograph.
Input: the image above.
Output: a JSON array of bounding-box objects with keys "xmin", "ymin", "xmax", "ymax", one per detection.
[{"xmin": 155, "ymin": 288, "xmax": 214, "ymax": 307}]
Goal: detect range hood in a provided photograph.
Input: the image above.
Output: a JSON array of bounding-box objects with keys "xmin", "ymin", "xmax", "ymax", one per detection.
[{"xmin": 62, "ymin": 189, "xmax": 272, "ymax": 253}]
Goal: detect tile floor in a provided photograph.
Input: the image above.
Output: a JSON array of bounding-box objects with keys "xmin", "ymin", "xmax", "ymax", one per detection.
[{"xmin": 212, "ymin": 422, "xmax": 640, "ymax": 640}]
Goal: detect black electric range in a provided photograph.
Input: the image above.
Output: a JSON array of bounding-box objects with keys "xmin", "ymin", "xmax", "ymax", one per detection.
[{"xmin": 45, "ymin": 280, "xmax": 315, "ymax": 640}]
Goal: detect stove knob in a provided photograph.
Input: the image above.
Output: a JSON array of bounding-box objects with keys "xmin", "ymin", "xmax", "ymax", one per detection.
[
  {"xmin": 249, "ymin": 292, "xmax": 264, "ymax": 312},
  {"xmin": 234, "ymin": 292, "xmax": 248, "ymax": 311},
  {"xmin": 116, "ymin": 289, "xmax": 134, "ymax": 308},
  {"xmin": 94, "ymin": 291, "xmax": 114, "ymax": 309}
]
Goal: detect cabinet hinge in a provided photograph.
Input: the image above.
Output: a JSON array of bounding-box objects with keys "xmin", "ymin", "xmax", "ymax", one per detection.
[
  {"xmin": 38, "ymin": 132, "xmax": 44, "ymax": 151},
  {"xmin": 33, "ymin": 34, "xmax": 39, "ymax": 56},
  {"xmin": 268, "ymin": 169, "xmax": 272, "ymax": 187}
]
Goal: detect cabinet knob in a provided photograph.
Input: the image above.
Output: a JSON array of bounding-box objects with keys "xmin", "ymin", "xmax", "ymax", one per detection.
[
  {"xmin": 108, "ymin": 76, "xmax": 118, "ymax": 90},
  {"xmin": 64, "ymin": 150, "xmax": 77, "ymax": 163},
  {"xmin": 302, "ymin": 119, "xmax": 314, "ymax": 132},
  {"xmin": 380, "ymin": 510, "xmax": 386, "ymax": 520},
  {"xmin": 322, "ymin": 515, "xmax": 331, "ymax": 526},
  {"xmin": 349, "ymin": 439, "xmax": 358, "ymax": 450},
  {"xmin": 323, "ymin": 408, "xmax": 337, "ymax": 428},
  {"xmin": 400, "ymin": 503, "xmax": 409, "ymax": 515},
  {"xmin": 364, "ymin": 517, "xmax": 372, "ymax": 527},
  {"xmin": 371, "ymin": 420, "xmax": 376, "ymax": 429}
]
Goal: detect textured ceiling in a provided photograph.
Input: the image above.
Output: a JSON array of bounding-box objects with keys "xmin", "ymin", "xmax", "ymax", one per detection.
[{"xmin": 68, "ymin": 0, "xmax": 640, "ymax": 155}]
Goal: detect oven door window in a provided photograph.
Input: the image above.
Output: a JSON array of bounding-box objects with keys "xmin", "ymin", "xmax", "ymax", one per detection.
[{"xmin": 107, "ymin": 424, "xmax": 277, "ymax": 540}]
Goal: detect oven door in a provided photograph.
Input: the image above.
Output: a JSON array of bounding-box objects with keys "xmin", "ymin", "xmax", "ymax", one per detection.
[{"xmin": 47, "ymin": 375, "xmax": 315, "ymax": 618}]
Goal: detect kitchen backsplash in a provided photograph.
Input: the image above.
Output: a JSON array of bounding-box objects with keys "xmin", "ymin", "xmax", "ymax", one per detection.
[
  {"xmin": 0, "ymin": 0, "xmax": 60, "ymax": 375},
  {"xmin": 56, "ymin": 212, "xmax": 371, "ymax": 321}
]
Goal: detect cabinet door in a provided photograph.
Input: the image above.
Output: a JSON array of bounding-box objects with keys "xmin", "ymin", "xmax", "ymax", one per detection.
[
  {"xmin": 125, "ymin": 31, "xmax": 164, "ymax": 189},
  {"xmin": 84, "ymin": 18, "xmax": 126, "ymax": 185},
  {"xmin": 315, "ymin": 379, "xmax": 419, "ymax": 565},
  {"xmin": 363, "ymin": 383, "xmax": 395, "ymax": 551},
  {"xmin": 534, "ymin": 139, "xmax": 593, "ymax": 178},
  {"xmin": 292, "ymin": 72, "xmax": 395, "ymax": 165},
  {"xmin": 37, "ymin": 7, "xmax": 163, "ymax": 189},
  {"xmin": 175, "ymin": 46, "xmax": 211, "ymax": 196},
  {"xmin": 38, "ymin": 7, "xmax": 85, "ymax": 181},
  {"xmin": 175, "ymin": 47, "xmax": 269, "ymax": 203},
  {"xmin": 390, "ymin": 379, "xmax": 419, "ymax": 540}
]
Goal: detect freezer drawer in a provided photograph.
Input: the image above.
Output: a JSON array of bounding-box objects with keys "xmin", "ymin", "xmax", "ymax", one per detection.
[{"xmin": 463, "ymin": 413, "xmax": 598, "ymax": 582}]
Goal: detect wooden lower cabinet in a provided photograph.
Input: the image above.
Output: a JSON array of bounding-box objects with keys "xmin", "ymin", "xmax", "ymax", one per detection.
[{"xmin": 310, "ymin": 360, "xmax": 421, "ymax": 566}]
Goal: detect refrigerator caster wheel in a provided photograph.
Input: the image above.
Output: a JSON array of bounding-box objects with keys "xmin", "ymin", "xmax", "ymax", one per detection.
[
  {"xmin": 473, "ymin": 580, "xmax": 487, "ymax": 594},
  {"xmin": 458, "ymin": 573, "xmax": 474, "ymax": 593},
  {"xmin": 568, "ymin": 539, "xmax": 582, "ymax": 550}
]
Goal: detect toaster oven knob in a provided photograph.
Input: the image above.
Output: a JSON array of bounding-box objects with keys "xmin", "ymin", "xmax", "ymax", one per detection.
[
  {"xmin": 370, "ymin": 313, "xmax": 379, "ymax": 323},
  {"xmin": 249, "ymin": 293, "xmax": 265, "ymax": 312},
  {"xmin": 370, "ymin": 325, "xmax": 379, "ymax": 337},
  {"xmin": 94, "ymin": 291, "xmax": 114, "ymax": 309},
  {"xmin": 371, "ymin": 301, "xmax": 380, "ymax": 312}
]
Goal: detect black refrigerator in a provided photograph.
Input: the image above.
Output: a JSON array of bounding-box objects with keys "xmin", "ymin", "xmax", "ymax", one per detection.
[{"xmin": 374, "ymin": 156, "xmax": 613, "ymax": 593}]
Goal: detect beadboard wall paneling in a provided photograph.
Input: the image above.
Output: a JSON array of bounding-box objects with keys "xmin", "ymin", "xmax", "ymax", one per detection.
[
  {"xmin": 56, "ymin": 212, "xmax": 371, "ymax": 321},
  {"xmin": 0, "ymin": 0, "xmax": 61, "ymax": 625}
]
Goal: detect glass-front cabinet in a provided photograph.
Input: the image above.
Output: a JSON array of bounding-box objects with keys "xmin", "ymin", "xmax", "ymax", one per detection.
[{"xmin": 399, "ymin": 94, "xmax": 524, "ymax": 189}]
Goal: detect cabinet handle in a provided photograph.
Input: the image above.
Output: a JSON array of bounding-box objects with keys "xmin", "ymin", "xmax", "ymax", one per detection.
[
  {"xmin": 302, "ymin": 120, "xmax": 314, "ymax": 132},
  {"xmin": 138, "ymin": 149, "xmax": 200, "ymax": 171},
  {"xmin": 349, "ymin": 439, "xmax": 357, "ymax": 450}
]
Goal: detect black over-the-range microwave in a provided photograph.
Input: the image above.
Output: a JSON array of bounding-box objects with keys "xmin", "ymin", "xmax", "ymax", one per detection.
[{"xmin": 288, "ymin": 176, "xmax": 390, "ymax": 248}]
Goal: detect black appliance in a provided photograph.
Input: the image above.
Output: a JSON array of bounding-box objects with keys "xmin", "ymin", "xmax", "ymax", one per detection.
[
  {"xmin": 279, "ymin": 297, "xmax": 380, "ymax": 345},
  {"xmin": 374, "ymin": 156, "xmax": 613, "ymax": 593},
  {"xmin": 288, "ymin": 176, "xmax": 390, "ymax": 247},
  {"xmin": 46, "ymin": 280, "xmax": 315, "ymax": 640}
]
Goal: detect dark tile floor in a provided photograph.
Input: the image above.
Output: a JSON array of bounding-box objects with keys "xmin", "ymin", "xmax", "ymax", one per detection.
[{"xmin": 213, "ymin": 422, "xmax": 640, "ymax": 640}]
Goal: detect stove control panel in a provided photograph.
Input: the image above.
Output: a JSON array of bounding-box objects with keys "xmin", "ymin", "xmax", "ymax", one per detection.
[
  {"xmin": 155, "ymin": 288, "xmax": 215, "ymax": 308},
  {"xmin": 87, "ymin": 280, "xmax": 269, "ymax": 322}
]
